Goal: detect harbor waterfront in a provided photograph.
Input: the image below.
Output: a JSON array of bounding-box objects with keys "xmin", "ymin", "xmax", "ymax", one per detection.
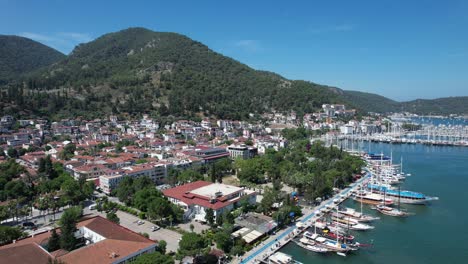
[{"xmin": 280, "ymin": 142, "xmax": 468, "ymax": 263}]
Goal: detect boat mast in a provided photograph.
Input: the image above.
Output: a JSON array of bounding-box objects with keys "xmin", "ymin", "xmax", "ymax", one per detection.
[
  {"xmin": 336, "ymin": 206, "xmax": 339, "ymax": 245},
  {"xmin": 360, "ymin": 185, "xmax": 363, "ymax": 215},
  {"xmin": 398, "ymin": 185, "xmax": 401, "ymax": 211},
  {"xmin": 400, "ymin": 156, "xmax": 403, "ymax": 174},
  {"xmin": 383, "ymin": 188, "xmax": 386, "ymax": 205}
]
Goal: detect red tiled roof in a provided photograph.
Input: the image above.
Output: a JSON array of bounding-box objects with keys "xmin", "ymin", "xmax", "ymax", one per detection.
[
  {"xmin": 162, "ymin": 181, "xmax": 250, "ymax": 210},
  {"xmin": 203, "ymin": 152, "xmax": 230, "ymax": 160},
  {"xmin": 0, "ymin": 243, "xmax": 52, "ymax": 264},
  {"xmin": 0, "ymin": 216, "xmax": 156, "ymax": 264}
]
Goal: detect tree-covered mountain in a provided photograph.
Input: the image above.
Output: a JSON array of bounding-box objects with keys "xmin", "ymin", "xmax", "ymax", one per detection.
[
  {"xmin": 342, "ymin": 90, "xmax": 402, "ymax": 113},
  {"xmin": 1, "ymin": 28, "xmax": 346, "ymax": 120},
  {"xmin": 342, "ymin": 91, "xmax": 468, "ymax": 115},
  {"xmin": 401, "ymin": 96, "xmax": 468, "ymax": 115},
  {"xmin": 0, "ymin": 27, "xmax": 466, "ymax": 119},
  {"xmin": 0, "ymin": 35, "xmax": 65, "ymax": 84}
]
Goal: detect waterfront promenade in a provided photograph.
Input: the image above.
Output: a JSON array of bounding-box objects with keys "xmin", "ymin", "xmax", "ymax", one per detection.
[{"xmin": 236, "ymin": 173, "xmax": 370, "ymax": 264}]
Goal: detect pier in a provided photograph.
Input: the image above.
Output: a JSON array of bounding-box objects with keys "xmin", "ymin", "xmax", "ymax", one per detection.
[{"xmin": 236, "ymin": 173, "xmax": 371, "ymax": 264}]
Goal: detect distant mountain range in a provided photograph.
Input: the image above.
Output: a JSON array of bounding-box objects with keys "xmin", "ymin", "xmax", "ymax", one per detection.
[{"xmin": 0, "ymin": 27, "xmax": 466, "ymax": 119}]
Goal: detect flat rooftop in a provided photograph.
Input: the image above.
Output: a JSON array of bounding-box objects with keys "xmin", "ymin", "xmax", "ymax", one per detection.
[{"xmin": 190, "ymin": 183, "xmax": 242, "ymax": 198}]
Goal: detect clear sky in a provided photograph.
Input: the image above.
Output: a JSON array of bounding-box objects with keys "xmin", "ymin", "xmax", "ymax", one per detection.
[{"xmin": 1, "ymin": 0, "xmax": 467, "ymax": 101}]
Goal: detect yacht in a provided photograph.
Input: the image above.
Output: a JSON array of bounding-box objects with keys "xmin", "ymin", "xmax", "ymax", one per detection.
[{"xmin": 367, "ymin": 184, "xmax": 439, "ymax": 205}]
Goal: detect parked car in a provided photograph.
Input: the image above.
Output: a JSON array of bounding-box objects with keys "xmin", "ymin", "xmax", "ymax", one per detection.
[
  {"xmin": 22, "ymin": 222, "xmax": 36, "ymax": 228},
  {"xmin": 137, "ymin": 220, "xmax": 145, "ymax": 225},
  {"xmin": 151, "ymin": 225, "xmax": 160, "ymax": 232}
]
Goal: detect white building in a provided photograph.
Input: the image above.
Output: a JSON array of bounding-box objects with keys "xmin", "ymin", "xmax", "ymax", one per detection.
[
  {"xmin": 163, "ymin": 181, "xmax": 256, "ymax": 222},
  {"xmin": 227, "ymin": 144, "xmax": 257, "ymax": 159}
]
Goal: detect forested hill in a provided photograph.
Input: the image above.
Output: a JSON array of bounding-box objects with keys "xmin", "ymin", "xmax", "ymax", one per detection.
[
  {"xmin": 0, "ymin": 35, "xmax": 65, "ymax": 84},
  {"xmin": 342, "ymin": 90, "xmax": 402, "ymax": 113},
  {"xmin": 401, "ymin": 96, "xmax": 468, "ymax": 115},
  {"xmin": 1, "ymin": 27, "xmax": 344, "ymax": 120},
  {"xmin": 0, "ymin": 27, "xmax": 466, "ymax": 119},
  {"xmin": 343, "ymin": 91, "xmax": 468, "ymax": 115}
]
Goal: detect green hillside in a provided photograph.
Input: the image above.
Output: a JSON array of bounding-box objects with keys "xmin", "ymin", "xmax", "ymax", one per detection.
[
  {"xmin": 1, "ymin": 28, "xmax": 344, "ymax": 119},
  {"xmin": 0, "ymin": 27, "xmax": 466, "ymax": 118},
  {"xmin": 0, "ymin": 35, "xmax": 65, "ymax": 84},
  {"xmin": 342, "ymin": 90, "xmax": 402, "ymax": 113},
  {"xmin": 402, "ymin": 97, "xmax": 468, "ymax": 115}
]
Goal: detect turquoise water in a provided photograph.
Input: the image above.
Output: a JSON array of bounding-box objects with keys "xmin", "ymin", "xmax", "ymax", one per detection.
[{"xmin": 281, "ymin": 143, "xmax": 468, "ymax": 263}]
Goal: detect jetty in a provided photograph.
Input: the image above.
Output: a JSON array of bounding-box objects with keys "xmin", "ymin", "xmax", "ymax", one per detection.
[{"xmin": 236, "ymin": 173, "xmax": 371, "ymax": 264}]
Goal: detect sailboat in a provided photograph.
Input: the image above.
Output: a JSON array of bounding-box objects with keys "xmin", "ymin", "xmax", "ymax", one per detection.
[
  {"xmin": 338, "ymin": 186, "xmax": 380, "ymax": 223},
  {"xmin": 375, "ymin": 187, "xmax": 410, "ymax": 217}
]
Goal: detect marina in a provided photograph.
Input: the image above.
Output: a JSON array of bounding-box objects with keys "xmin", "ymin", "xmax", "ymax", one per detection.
[
  {"xmin": 331, "ymin": 121, "xmax": 468, "ymax": 148},
  {"xmin": 278, "ymin": 142, "xmax": 467, "ymax": 264},
  {"xmin": 238, "ymin": 142, "xmax": 445, "ymax": 264}
]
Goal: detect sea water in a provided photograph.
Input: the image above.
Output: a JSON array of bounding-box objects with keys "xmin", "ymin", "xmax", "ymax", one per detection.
[{"xmin": 281, "ymin": 142, "xmax": 468, "ymax": 263}]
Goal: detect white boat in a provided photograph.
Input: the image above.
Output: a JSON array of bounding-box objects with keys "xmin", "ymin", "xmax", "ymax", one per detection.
[
  {"xmin": 353, "ymin": 191, "xmax": 394, "ymax": 205},
  {"xmin": 314, "ymin": 221, "xmax": 346, "ymax": 234},
  {"xmin": 268, "ymin": 252, "xmax": 295, "ymax": 264},
  {"xmin": 374, "ymin": 186, "xmax": 411, "ymax": 217},
  {"xmin": 375, "ymin": 204, "xmax": 409, "ymax": 217},
  {"xmin": 309, "ymin": 233, "xmax": 353, "ymax": 253},
  {"xmin": 298, "ymin": 237, "xmax": 330, "ymax": 253},
  {"xmin": 337, "ymin": 207, "xmax": 380, "ymax": 222},
  {"xmin": 303, "ymin": 231, "xmax": 358, "ymax": 253},
  {"xmin": 332, "ymin": 218, "xmax": 375, "ymax": 231}
]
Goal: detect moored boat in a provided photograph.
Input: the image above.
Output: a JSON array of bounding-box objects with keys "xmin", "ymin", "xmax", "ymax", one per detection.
[
  {"xmin": 336, "ymin": 207, "xmax": 380, "ymax": 222},
  {"xmin": 268, "ymin": 252, "xmax": 297, "ymax": 264},
  {"xmin": 353, "ymin": 191, "xmax": 394, "ymax": 205},
  {"xmin": 331, "ymin": 216, "xmax": 375, "ymax": 231},
  {"xmin": 303, "ymin": 232, "xmax": 356, "ymax": 253},
  {"xmin": 367, "ymin": 183, "xmax": 439, "ymax": 205},
  {"xmin": 298, "ymin": 237, "xmax": 330, "ymax": 253},
  {"xmin": 374, "ymin": 204, "xmax": 410, "ymax": 217}
]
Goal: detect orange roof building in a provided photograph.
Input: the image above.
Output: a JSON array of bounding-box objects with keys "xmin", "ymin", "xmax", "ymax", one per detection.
[{"xmin": 0, "ymin": 216, "xmax": 157, "ymax": 264}]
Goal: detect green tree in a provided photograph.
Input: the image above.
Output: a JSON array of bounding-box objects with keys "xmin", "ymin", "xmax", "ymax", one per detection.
[
  {"xmin": 106, "ymin": 211, "xmax": 120, "ymax": 224},
  {"xmin": 7, "ymin": 148, "xmax": 18, "ymax": 158},
  {"xmin": 0, "ymin": 225, "xmax": 25, "ymax": 244},
  {"xmin": 205, "ymin": 208, "xmax": 214, "ymax": 226},
  {"xmin": 157, "ymin": 240, "xmax": 167, "ymax": 255},
  {"xmin": 133, "ymin": 176, "xmax": 153, "ymax": 192},
  {"xmin": 60, "ymin": 179, "xmax": 82, "ymax": 205},
  {"xmin": 214, "ymin": 231, "xmax": 233, "ymax": 253},
  {"xmin": 224, "ymin": 211, "xmax": 235, "ymax": 225},
  {"xmin": 147, "ymin": 197, "xmax": 171, "ymax": 222},
  {"xmin": 59, "ymin": 206, "xmax": 82, "ymax": 251},
  {"xmin": 210, "ymin": 163, "xmax": 216, "ymax": 183},
  {"xmin": 178, "ymin": 169, "xmax": 203, "ymax": 183},
  {"xmin": 115, "ymin": 177, "xmax": 135, "ymax": 205},
  {"xmin": 133, "ymin": 188, "xmax": 162, "ymax": 211},
  {"xmin": 177, "ymin": 232, "xmax": 208, "ymax": 258},
  {"xmin": 47, "ymin": 228, "xmax": 61, "ymax": 251},
  {"xmin": 259, "ymin": 187, "xmax": 279, "ymax": 214},
  {"xmin": 131, "ymin": 251, "xmax": 174, "ymax": 264},
  {"xmin": 58, "ymin": 143, "xmax": 76, "ymax": 160},
  {"xmin": 216, "ymin": 213, "xmax": 223, "ymax": 227}
]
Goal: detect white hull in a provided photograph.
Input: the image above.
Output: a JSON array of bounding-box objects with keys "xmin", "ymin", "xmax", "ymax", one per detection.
[{"xmin": 388, "ymin": 196, "xmax": 439, "ymax": 205}]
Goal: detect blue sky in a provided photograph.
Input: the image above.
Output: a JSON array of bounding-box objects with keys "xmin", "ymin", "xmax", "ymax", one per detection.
[{"xmin": 1, "ymin": 0, "xmax": 467, "ymax": 101}]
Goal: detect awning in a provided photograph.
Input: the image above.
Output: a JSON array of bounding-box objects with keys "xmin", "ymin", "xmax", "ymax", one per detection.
[{"xmin": 242, "ymin": 230, "xmax": 263, "ymax": 244}]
